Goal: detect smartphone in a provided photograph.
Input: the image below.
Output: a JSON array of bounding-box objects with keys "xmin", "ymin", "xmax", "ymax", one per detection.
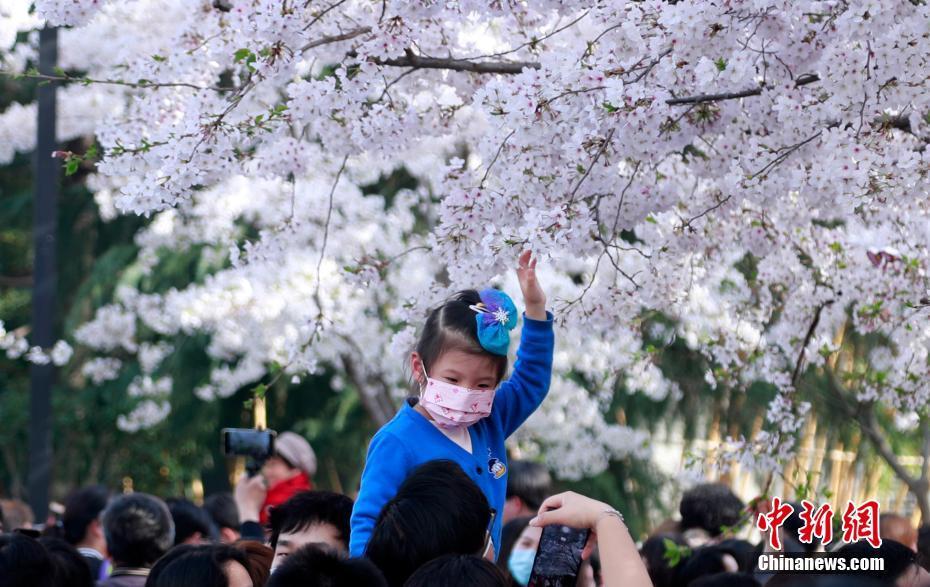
[
  {"xmin": 528, "ymin": 525, "xmax": 590, "ymax": 587},
  {"xmin": 221, "ymin": 428, "xmax": 276, "ymax": 459}
]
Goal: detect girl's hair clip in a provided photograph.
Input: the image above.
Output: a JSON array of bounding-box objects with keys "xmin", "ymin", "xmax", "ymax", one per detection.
[
  {"xmin": 473, "ymin": 289, "xmax": 519, "ymax": 356},
  {"xmin": 469, "ymin": 303, "xmax": 489, "ymax": 315}
]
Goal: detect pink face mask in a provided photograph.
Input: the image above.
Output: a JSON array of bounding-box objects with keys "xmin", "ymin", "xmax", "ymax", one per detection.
[{"xmin": 418, "ymin": 366, "xmax": 496, "ymax": 430}]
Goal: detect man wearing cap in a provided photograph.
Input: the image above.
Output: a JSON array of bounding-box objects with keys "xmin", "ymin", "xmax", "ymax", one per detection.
[{"xmin": 234, "ymin": 431, "xmax": 317, "ymax": 538}]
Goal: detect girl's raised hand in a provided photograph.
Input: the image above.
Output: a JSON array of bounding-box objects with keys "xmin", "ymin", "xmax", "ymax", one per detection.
[{"xmin": 517, "ymin": 250, "xmax": 547, "ymax": 320}]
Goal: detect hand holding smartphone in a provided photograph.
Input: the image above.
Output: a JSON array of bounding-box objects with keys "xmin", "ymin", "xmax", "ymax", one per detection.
[{"xmin": 528, "ymin": 524, "xmax": 590, "ymax": 587}]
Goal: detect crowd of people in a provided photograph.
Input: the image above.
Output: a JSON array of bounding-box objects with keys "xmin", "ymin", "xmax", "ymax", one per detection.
[
  {"xmin": 3, "ymin": 257, "xmax": 926, "ymax": 586},
  {"xmin": 2, "ymin": 455, "xmax": 929, "ymax": 586}
]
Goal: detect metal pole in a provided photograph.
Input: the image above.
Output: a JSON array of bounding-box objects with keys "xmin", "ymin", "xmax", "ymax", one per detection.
[{"xmin": 29, "ymin": 25, "xmax": 58, "ymax": 524}]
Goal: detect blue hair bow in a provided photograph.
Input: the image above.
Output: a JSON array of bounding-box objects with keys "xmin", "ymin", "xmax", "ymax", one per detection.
[{"xmin": 470, "ymin": 288, "xmax": 519, "ymax": 356}]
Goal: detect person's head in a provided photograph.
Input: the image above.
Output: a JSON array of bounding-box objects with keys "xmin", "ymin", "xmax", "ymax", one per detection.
[
  {"xmin": 1, "ymin": 498, "xmax": 35, "ymax": 531},
  {"xmin": 505, "ymin": 523, "xmax": 542, "ymax": 586},
  {"xmin": 167, "ymin": 497, "xmax": 217, "ymax": 545},
  {"xmin": 410, "ymin": 290, "xmax": 510, "ymax": 393},
  {"xmin": 405, "ymin": 554, "xmax": 508, "ymax": 587},
  {"xmin": 836, "ymin": 539, "xmax": 929, "ymax": 587},
  {"xmin": 503, "ymin": 461, "xmax": 551, "ymax": 523},
  {"xmin": 0, "ymin": 532, "xmax": 54, "ymax": 587},
  {"xmin": 714, "ymin": 538, "xmax": 761, "ymax": 573},
  {"xmin": 497, "ymin": 516, "xmax": 532, "ymax": 583},
  {"xmin": 676, "ymin": 546, "xmax": 736, "ymax": 586},
  {"xmin": 39, "ymin": 537, "xmax": 94, "ymax": 587},
  {"xmin": 640, "ymin": 533, "xmax": 688, "ymax": 587},
  {"xmin": 882, "ymin": 513, "xmax": 919, "ymax": 552},
  {"xmin": 205, "ymin": 493, "xmax": 241, "ymax": 544},
  {"xmin": 689, "ymin": 572, "xmax": 760, "ymax": 587},
  {"xmin": 262, "ymin": 432, "xmax": 317, "ymax": 487},
  {"xmin": 268, "ymin": 490, "xmax": 353, "ymax": 570},
  {"xmin": 62, "ymin": 485, "xmax": 110, "ymax": 552},
  {"xmin": 266, "ymin": 544, "xmax": 387, "ymax": 587},
  {"xmin": 234, "ymin": 540, "xmax": 273, "ymax": 587},
  {"xmin": 366, "ymin": 460, "xmax": 493, "ymax": 587},
  {"xmin": 146, "ymin": 544, "xmax": 252, "ymax": 587},
  {"xmin": 101, "ymin": 492, "xmax": 175, "ymax": 568},
  {"xmin": 781, "ymin": 502, "xmax": 821, "ymax": 554},
  {"xmin": 679, "ymin": 483, "xmax": 744, "ymax": 538}
]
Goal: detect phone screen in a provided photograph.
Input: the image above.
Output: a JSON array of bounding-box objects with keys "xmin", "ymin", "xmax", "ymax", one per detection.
[
  {"xmin": 528, "ymin": 525, "xmax": 589, "ymax": 587},
  {"xmin": 222, "ymin": 428, "xmax": 275, "ymax": 457}
]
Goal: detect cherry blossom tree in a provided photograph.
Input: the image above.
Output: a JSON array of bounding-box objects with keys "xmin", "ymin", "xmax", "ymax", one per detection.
[{"xmin": 3, "ymin": 0, "xmax": 930, "ymax": 501}]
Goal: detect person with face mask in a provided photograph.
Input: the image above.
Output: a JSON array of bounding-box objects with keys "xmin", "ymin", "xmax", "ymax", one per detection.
[
  {"xmin": 507, "ymin": 524, "xmax": 542, "ymax": 586},
  {"xmin": 349, "ymin": 251, "xmax": 555, "ymax": 559}
]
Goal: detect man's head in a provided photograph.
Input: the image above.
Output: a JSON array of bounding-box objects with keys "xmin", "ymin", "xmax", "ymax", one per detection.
[
  {"xmin": 679, "ymin": 483, "xmax": 745, "ymax": 538},
  {"xmin": 0, "ymin": 499, "xmax": 35, "ymax": 531},
  {"xmin": 406, "ymin": 554, "xmax": 508, "ymax": 587},
  {"xmin": 269, "ymin": 490, "xmax": 353, "ymax": 571},
  {"xmin": 267, "ymin": 544, "xmax": 386, "ymax": 587},
  {"xmin": 881, "ymin": 513, "xmax": 918, "ymax": 551},
  {"xmin": 147, "ymin": 544, "xmax": 253, "ymax": 587},
  {"xmin": 262, "ymin": 432, "xmax": 316, "ymax": 487},
  {"xmin": 101, "ymin": 492, "xmax": 175, "ymax": 568},
  {"xmin": 205, "ymin": 493, "xmax": 241, "ymax": 544},
  {"xmin": 62, "ymin": 485, "xmax": 110, "ymax": 552},
  {"xmin": 0, "ymin": 533, "xmax": 54, "ymax": 587},
  {"xmin": 167, "ymin": 497, "xmax": 217, "ymax": 545},
  {"xmin": 503, "ymin": 460, "xmax": 551, "ymax": 523},
  {"xmin": 365, "ymin": 460, "xmax": 492, "ymax": 587}
]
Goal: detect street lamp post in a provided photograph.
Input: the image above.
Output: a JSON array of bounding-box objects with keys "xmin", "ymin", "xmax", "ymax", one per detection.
[{"xmin": 28, "ymin": 25, "xmax": 58, "ymax": 523}]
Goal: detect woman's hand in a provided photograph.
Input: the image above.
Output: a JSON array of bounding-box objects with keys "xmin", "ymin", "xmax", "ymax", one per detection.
[
  {"xmin": 530, "ymin": 491, "xmax": 620, "ymax": 559},
  {"xmin": 517, "ymin": 250, "xmax": 547, "ymax": 320}
]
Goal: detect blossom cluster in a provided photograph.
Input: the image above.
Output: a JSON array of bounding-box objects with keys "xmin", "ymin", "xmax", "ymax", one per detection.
[{"xmin": 3, "ymin": 0, "xmax": 930, "ymax": 473}]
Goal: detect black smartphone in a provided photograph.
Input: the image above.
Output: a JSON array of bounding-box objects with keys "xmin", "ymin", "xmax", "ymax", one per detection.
[
  {"xmin": 528, "ymin": 524, "xmax": 590, "ymax": 587},
  {"xmin": 222, "ymin": 428, "xmax": 275, "ymax": 459}
]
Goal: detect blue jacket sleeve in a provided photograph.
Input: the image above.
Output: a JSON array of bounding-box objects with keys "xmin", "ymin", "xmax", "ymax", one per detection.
[
  {"xmin": 348, "ymin": 430, "xmax": 414, "ymax": 557},
  {"xmin": 491, "ymin": 311, "xmax": 555, "ymax": 438}
]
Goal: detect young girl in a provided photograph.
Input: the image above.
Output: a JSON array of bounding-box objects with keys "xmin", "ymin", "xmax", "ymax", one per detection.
[{"xmin": 349, "ymin": 251, "xmax": 553, "ymax": 558}]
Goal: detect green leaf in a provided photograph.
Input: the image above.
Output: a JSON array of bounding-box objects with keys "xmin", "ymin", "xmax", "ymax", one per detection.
[
  {"xmin": 234, "ymin": 48, "xmax": 253, "ymax": 63},
  {"xmin": 714, "ymin": 57, "xmax": 727, "ymax": 71},
  {"xmin": 152, "ymin": 54, "xmax": 167, "ymax": 62},
  {"xmin": 645, "ymin": 214, "xmax": 658, "ymax": 224},
  {"xmin": 65, "ymin": 159, "xmax": 80, "ymax": 176}
]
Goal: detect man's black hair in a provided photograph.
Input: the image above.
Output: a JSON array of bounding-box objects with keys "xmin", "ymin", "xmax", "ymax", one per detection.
[
  {"xmin": 835, "ymin": 539, "xmax": 919, "ymax": 582},
  {"xmin": 166, "ymin": 497, "xmax": 217, "ymax": 545},
  {"xmin": 405, "ymin": 554, "xmax": 508, "ymax": 587},
  {"xmin": 780, "ymin": 502, "xmax": 820, "ymax": 554},
  {"xmin": 640, "ymin": 533, "xmax": 688, "ymax": 587},
  {"xmin": 689, "ymin": 572, "xmax": 760, "ymax": 587},
  {"xmin": 62, "ymin": 485, "xmax": 110, "ymax": 545},
  {"xmin": 204, "ymin": 493, "xmax": 239, "ymax": 531},
  {"xmin": 101, "ymin": 493, "xmax": 175, "ymax": 568},
  {"xmin": 0, "ymin": 532, "xmax": 55, "ymax": 587},
  {"xmin": 269, "ymin": 490, "xmax": 354, "ymax": 550},
  {"xmin": 715, "ymin": 538, "xmax": 762, "ymax": 572},
  {"xmin": 39, "ymin": 537, "xmax": 94, "ymax": 587},
  {"xmin": 505, "ymin": 460, "xmax": 551, "ymax": 511},
  {"xmin": 676, "ymin": 546, "xmax": 729, "ymax": 586},
  {"xmin": 267, "ymin": 544, "xmax": 387, "ymax": 587},
  {"xmin": 679, "ymin": 483, "xmax": 744, "ymax": 537},
  {"xmin": 147, "ymin": 544, "xmax": 248, "ymax": 587},
  {"xmin": 365, "ymin": 460, "xmax": 492, "ymax": 587}
]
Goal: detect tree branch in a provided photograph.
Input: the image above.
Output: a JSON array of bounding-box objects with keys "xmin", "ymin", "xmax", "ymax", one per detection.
[
  {"xmin": 791, "ymin": 300, "xmax": 834, "ymax": 386},
  {"xmin": 666, "ymin": 73, "xmax": 821, "ymax": 106},
  {"xmin": 377, "ymin": 49, "xmax": 539, "ymax": 74}
]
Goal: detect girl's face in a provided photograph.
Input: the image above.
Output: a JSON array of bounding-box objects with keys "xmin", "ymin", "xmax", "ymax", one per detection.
[{"xmin": 411, "ymin": 349, "xmax": 500, "ymax": 390}]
